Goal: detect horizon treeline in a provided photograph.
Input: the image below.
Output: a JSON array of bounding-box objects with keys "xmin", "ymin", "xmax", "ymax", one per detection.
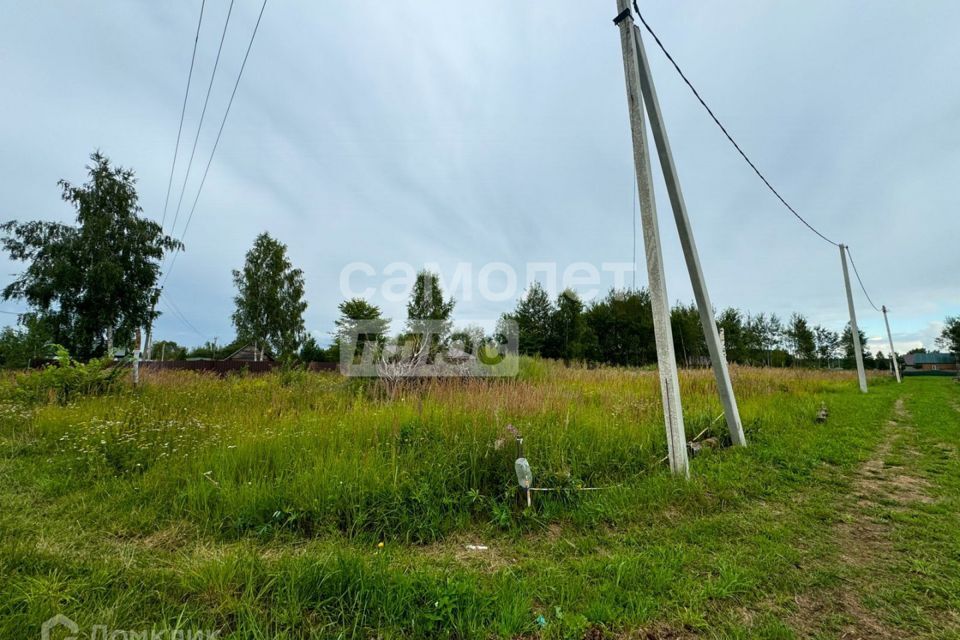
[
  {"xmin": 310, "ymin": 280, "xmax": 899, "ymax": 370},
  {"xmin": 0, "ymin": 271, "xmax": 945, "ymax": 371},
  {"xmin": 492, "ymin": 283, "xmax": 893, "ymax": 371},
  {"xmin": 171, "ymin": 279, "xmax": 901, "ymax": 371},
  {"xmin": 0, "ymin": 152, "xmax": 953, "ymax": 371}
]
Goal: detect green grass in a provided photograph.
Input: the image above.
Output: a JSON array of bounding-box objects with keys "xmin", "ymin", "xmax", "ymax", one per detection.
[{"xmin": 0, "ymin": 361, "xmax": 957, "ymax": 638}]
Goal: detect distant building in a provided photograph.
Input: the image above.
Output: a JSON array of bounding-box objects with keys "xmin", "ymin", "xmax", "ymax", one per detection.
[
  {"xmin": 903, "ymin": 352, "xmax": 957, "ymax": 372},
  {"xmin": 222, "ymin": 344, "xmax": 273, "ymax": 362}
]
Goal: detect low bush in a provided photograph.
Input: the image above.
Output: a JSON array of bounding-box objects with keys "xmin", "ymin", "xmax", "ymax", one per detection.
[{"xmin": 12, "ymin": 345, "xmax": 124, "ymax": 404}]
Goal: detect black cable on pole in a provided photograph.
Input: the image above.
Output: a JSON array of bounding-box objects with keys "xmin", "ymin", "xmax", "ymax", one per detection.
[
  {"xmin": 845, "ymin": 246, "xmax": 881, "ymax": 313},
  {"xmin": 167, "ymin": 0, "xmax": 236, "ymax": 240},
  {"xmin": 160, "ymin": 0, "xmax": 207, "ymax": 232},
  {"xmin": 630, "ymin": 5, "xmax": 891, "ymax": 319},
  {"xmin": 630, "ymin": 3, "xmax": 840, "ymax": 248},
  {"xmin": 162, "ymin": 0, "xmax": 268, "ymax": 289}
]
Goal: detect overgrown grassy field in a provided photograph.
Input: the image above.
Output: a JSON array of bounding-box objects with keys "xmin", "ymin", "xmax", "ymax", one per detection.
[{"xmin": 1, "ymin": 361, "xmax": 958, "ymax": 638}]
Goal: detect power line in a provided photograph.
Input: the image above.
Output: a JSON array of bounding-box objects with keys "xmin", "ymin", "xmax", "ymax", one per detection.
[
  {"xmin": 161, "ymin": 291, "xmax": 207, "ymax": 340},
  {"xmin": 845, "ymin": 246, "xmax": 881, "ymax": 313},
  {"xmin": 625, "ymin": 6, "xmax": 893, "ymax": 327},
  {"xmin": 630, "ymin": 3, "xmax": 840, "ymax": 248},
  {"xmin": 160, "ymin": 0, "xmax": 207, "ymax": 232},
  {"xmin": 162, "ymin": 0, "xmax": 269, "ymax": 289},
  {"xmin": 166, "ymin": 0, "xmax": 236, "ymax": 240}
]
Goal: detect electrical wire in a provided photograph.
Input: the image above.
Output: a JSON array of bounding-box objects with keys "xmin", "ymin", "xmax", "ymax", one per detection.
[
  {"xmin": 629, "ymin": 3, "xmax": 840, "ymax": 247},
  {"xmin": 161, "ymin": 0, "xmax": 268, "ymax": 289},
  {"xmin": 626, "ymin": 5, "xmax": 893, "ymax": 317},
  {"xmin": 160, "ymin": 0, "xmax": 207, "ymax": 232},
  {"xmin": 161, "ymin": 291, "xmax": 207, "ymax": 340},
  {"xmin": 166, "ymin": 0, "xmax": 236, "ymax": 240},
  {"xmin": 845, "ymin": 246, "xmax": 881, "ymax": 313}
]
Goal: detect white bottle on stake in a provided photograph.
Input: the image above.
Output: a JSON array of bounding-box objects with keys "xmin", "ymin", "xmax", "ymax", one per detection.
[{"xmin": 514, "ymin": 437, "xmax": 533, "ymax": 507}]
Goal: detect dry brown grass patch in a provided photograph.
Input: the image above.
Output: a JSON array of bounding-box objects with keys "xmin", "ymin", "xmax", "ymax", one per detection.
[{"xmin": 416, "ymin": 534, "xmax": 516, "ymax": 573}]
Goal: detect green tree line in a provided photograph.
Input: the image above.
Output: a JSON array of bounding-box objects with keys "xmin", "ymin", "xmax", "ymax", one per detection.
[
  {"xmin": 1, "ymin": 152, "xmax": 956, "ymax": 371},
  {"xmin": 495, "ymin": 283, "xmax": 898, "ymax": 371}
]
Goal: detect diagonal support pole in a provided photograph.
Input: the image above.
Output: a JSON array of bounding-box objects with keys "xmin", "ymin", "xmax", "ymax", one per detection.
[
  {"xmin": 632, "ymin": 23, "xmax": 746, "ymax": 447},
  {"xmin": 615, "ymin": 0, "xmax": 689, "ymax": 476},
  {"xmin": 882, "ymin": 305, "xmax": 902, "ymax": 383},
  {"xmin": 840, "ymin": 244, "xmax": 868, "ymax": 392}
]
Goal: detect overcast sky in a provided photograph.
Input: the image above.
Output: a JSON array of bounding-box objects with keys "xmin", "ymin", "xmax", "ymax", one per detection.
[{"xmin": 1, "ymin": 1, "xmax": 958, "ymax": 354}]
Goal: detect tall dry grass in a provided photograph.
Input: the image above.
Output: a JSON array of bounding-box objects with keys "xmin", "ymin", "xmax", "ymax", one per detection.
[{"xmin": 1, "ymin": 358, "xmax": 871, "ymax": 542}]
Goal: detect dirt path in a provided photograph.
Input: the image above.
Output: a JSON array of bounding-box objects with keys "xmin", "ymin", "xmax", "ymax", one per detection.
[{"xmin": 790, "ymin": 397, "xmax": 934, "ymax": 639}]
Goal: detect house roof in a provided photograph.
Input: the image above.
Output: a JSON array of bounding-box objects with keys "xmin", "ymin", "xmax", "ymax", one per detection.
[
  {"xmin": 223, "ymin": 344, "xmax": 273, "ymax": 362},
  {"xmin": 912, "ymin": 352, "xmax": 956, "ymax": 365}
]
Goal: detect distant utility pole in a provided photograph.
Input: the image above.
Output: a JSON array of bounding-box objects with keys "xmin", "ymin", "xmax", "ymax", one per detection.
[
  {"xmin": 615, "ymin": 0, "xmax": 688, "ymax": 476},
  {"xmin": 839, "ymin": 244, "xmax": 867, "ymax": 392},
  {"xmin": 882, "ymin": 305, "xmax": 902, "ymax": 383},
  {"xmin": 615, "ymin": 0, "xmax": 747, "ymax": 459}
]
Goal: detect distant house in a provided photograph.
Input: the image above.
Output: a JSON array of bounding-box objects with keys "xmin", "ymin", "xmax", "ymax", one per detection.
[
  {"xmin": 903, "ymin": 352, "xmax": 957, "ymax": 372},
  {"xmin": 223, "ymin": 344, "xmax": 273, "ymax": 362}
]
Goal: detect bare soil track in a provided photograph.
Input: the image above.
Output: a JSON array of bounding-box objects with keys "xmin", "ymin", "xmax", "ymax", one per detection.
[{"xmin": 791, "ymin": 397, "xmax": 936, "ymax": 639}]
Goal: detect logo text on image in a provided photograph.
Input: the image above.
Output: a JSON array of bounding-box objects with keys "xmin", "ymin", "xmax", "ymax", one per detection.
[
  {"xmin": 340, "ymin": 261, "xmax": 636, "ymax": 303},
  {"xmin": 340, "ymin": 319, "xmax": 519, "ymax": 378},
  {"xmin": 41, "ymin": 614, "xmax": 219, "ymax": 640}
]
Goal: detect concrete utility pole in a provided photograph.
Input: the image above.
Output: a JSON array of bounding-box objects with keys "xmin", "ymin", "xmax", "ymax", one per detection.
[
  {"xmin": 615, "ymin": 0, "xmax": 689, "ymax": 476},
  {"xmin": 631, "ymin": 23, "xmax": 747, "ymax": 447},
  {"xmin": 144, "ymin": 327, "xmax": 153, "ymax": 361},
  {"xmin": 144, "ymin": 294, "xmax": 158, "ymax": 362},
  {"xmin": 839, "ymin": 244, "xmax": 868, "ymax": 392},
  {"xmin": 133, "ymin": 328, "xmax": 142, "ymax": 386},
  {"xmin": 882, "ymin": 305, "xmax": 902, "ymax": 383}
]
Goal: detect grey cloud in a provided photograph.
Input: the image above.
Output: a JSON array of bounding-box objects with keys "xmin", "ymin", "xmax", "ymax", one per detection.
[{"xmin": 0, "ymin": 1, "xmax": 957, "ymax": 347}]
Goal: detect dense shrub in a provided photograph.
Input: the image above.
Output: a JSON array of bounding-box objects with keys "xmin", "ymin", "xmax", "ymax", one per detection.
[{"xmin": 12, "ymin": 345, "xmax": 124, "ymax": 404}]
